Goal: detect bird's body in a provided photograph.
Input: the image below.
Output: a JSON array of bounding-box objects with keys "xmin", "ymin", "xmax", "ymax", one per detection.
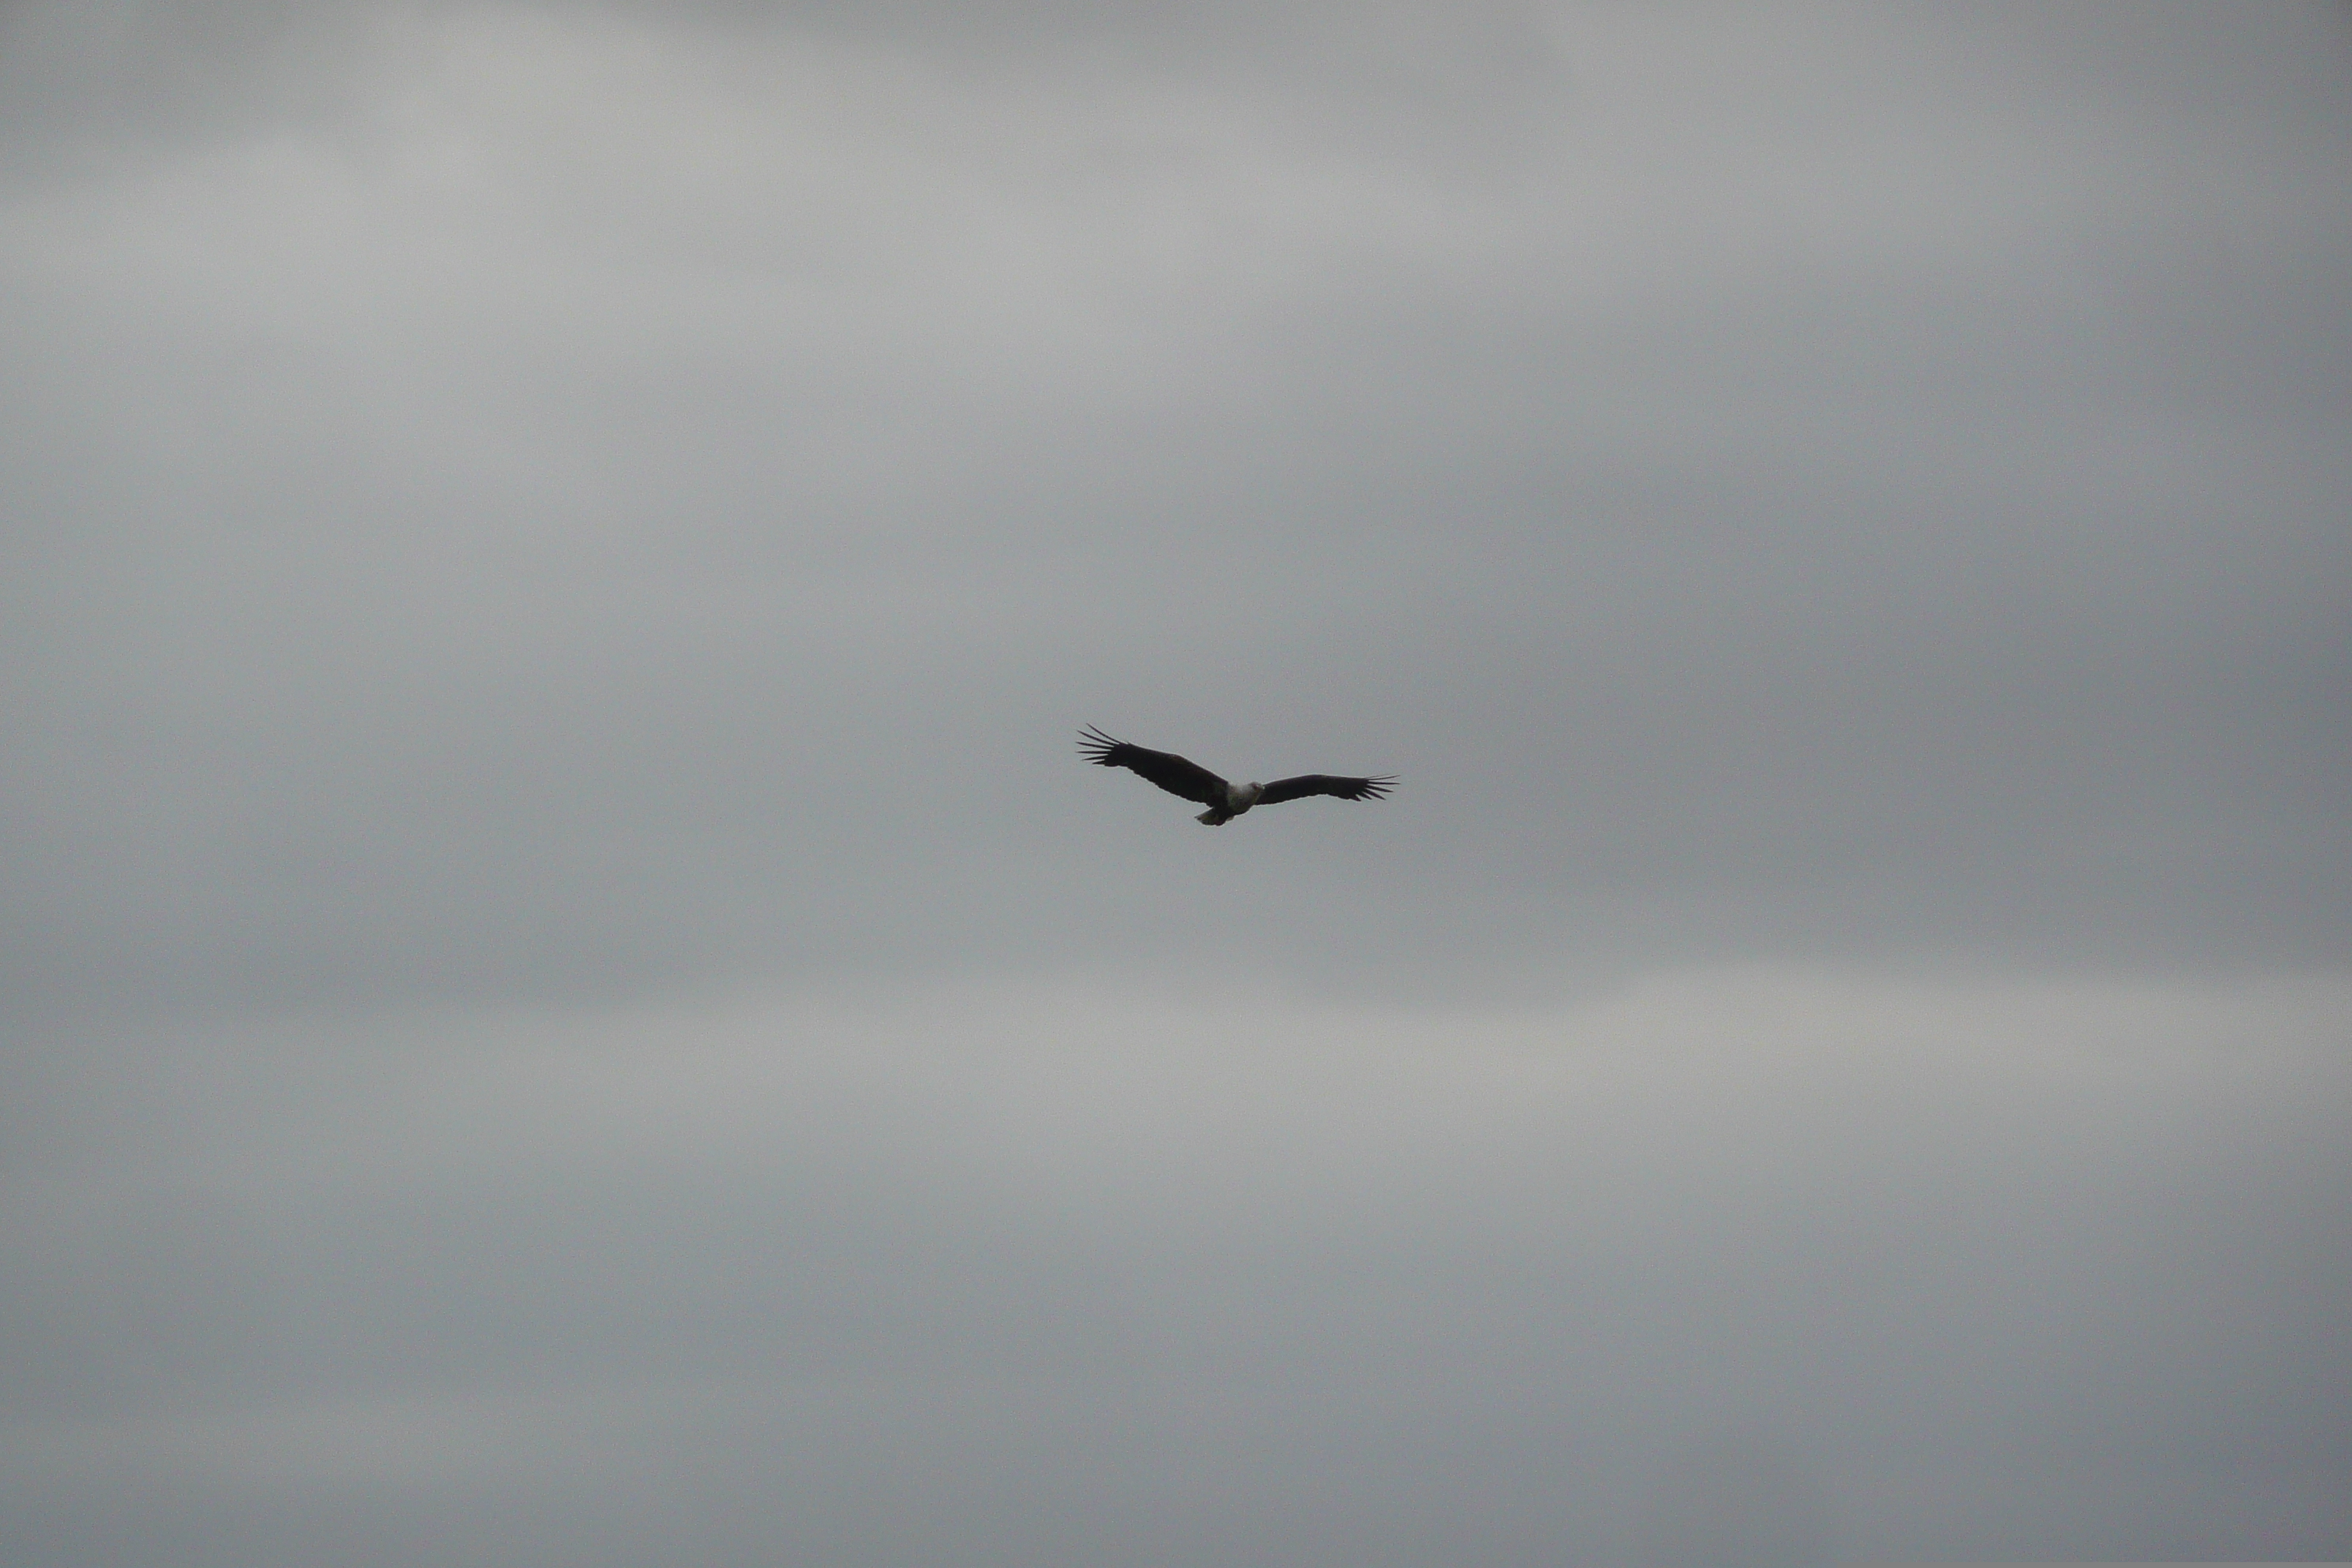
[
  {"xmin": 1078, "ymin": 726, "xmax": 1395, "ymax": 824},
  {"xmin": 1210, "ymin": 779, "xmax": 1266, "ymax": 825}
]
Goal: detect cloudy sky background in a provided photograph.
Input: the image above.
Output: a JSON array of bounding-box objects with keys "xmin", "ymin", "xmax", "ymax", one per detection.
[{"xmin": 3, "ymin": 2, "xmax": 2348, "ymax": 1562}]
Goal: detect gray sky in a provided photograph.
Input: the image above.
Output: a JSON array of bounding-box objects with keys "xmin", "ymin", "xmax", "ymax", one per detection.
[{"xmin": 2, "ymin": 2, "xmax": 2348, "ymax": 1563}]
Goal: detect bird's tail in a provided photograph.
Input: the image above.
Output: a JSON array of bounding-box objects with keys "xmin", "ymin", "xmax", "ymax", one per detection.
[{"xmin": 1196, "ymin": 807, "xmax": 1231, "ymax": 826}]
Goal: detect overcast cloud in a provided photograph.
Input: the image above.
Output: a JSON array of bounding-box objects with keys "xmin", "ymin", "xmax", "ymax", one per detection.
[{"xmin": 3, "ymin": 3, "xmax": 2348, "ymax": 1564}]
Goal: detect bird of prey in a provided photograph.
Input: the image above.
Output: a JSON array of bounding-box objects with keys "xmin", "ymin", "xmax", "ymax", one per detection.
[{"xmin": 1078, "ymin": 725, "xmax": 1396, "ymax": 825}]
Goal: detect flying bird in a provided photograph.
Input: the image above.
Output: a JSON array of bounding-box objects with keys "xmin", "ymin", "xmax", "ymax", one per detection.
[{"xmin": 1078, "ymin": 725, "xmax": 1396, "ymax": 826}]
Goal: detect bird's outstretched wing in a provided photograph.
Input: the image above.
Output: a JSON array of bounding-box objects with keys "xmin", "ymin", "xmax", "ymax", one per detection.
[
  {"xmin": 1078, "ymin": 725, "xmax": 1230, "ymax": 807},
  {"xmin": 1257, "ymin": 773, "xmax": 1397, "ymax": 806}
]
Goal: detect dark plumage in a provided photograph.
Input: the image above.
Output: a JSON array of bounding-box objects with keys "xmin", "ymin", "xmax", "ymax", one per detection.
[{"xmin": 1078, "ymin": 725, "xmax": 1395, "ymax": 826}]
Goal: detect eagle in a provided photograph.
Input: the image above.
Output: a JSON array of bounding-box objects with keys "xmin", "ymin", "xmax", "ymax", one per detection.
[{"xmin": 1079, "ymin": 725, "xmax": 1397, "ymax": 826}]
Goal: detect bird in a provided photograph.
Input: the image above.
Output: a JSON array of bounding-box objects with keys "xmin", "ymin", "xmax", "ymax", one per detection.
[{"xmin": 1078, "ymin": 725, "xmax": 1396, "ymax": 825}]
